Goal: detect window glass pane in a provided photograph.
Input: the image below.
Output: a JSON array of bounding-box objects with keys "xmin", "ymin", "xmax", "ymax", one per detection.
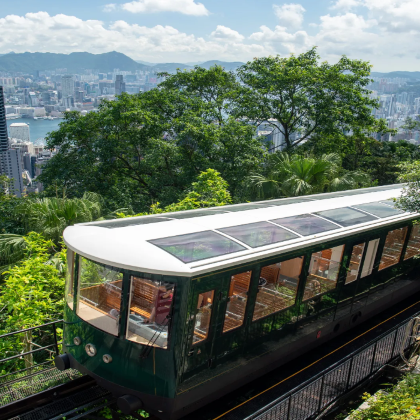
[
  {"xmin": 126, "ymin": 277, "xmax": 174, "ymax": 349},
  {"xmin": 223, "ymin": 272, "xmax": 251, "ymax": 333},
  {"xmin": 149, "ymin": 231, "xmax": 246, "ymax": 263},
  {"xmin": 352, "ymin": 202, "xmax": 404, "ymax": 218},
  {"xmin": 315, "ymin": 208, "xmax": 378, "ymax": 227},
  {"xmin": 219, "ymin": 222, "xmax": 298, "ymax": 248},
  {"xmin": 165, "ymin": 210, "xmax": 229, "ymax": 219},
  {"xmin": 77, "ymin": 257, "xmax": 123, "ymax": 336},
  {"xmin": 65, "ymin": 249, "xmax": 75, "ymax": 309},
  {"xmin": 379, "ymin": 227, "xmax": 408, "ymax": 271},
  {"xmin": 89, "ymin": 216, "xmax": 171, "ymax": 229},
  {"xmin": 345, "ymin": 243, "xmax": 365, "ymax": 284},
  {"xmin": 253, "ymin": 257, "xmax": 303, "ymax": 321},
  {"xmin": 404, "ymin": 225, "xmax": 420, "ymax": 260},
  {"xmin": 193, "ymin": 291, "xmax": 214, "ymax": 344},
  {"xmin": 304, "ymin": 245, "xmax": 344, "ymax": 300},
  {"xmin": 271, "ymin": 214, "xmax": 338, "ymax": 236},
  {"xmin": 361, "ymin": 239, "xmax": 380, "ymax": 277},
  {"xmin": 265, "ymin": 198, "xmax": 314, "ymax": 206}
]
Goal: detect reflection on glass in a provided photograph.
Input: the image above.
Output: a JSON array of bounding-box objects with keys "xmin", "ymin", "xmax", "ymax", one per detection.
[
  {"xmin": 149, "ymin": 231, "xmax": 245, "ymax": 263},
  {"xmin": 304, "ymin": 245, "xmax": 344, "ymax": 300},
  {"xmin": 345, "ymin": 243, "xmax": 365, "ymax": 284},
  {"xmin": 253, "ymin": 257, "xmax": 303, "ymax": 321},
  {"xmin": 193, "ymin": 291, "xmax": 214, "ymax": 344},
  {"xmin": 76, "ymin": 257, "xmax": 123, "ymax": 336},
  {"xmin": 361, "ymin": 239, "xmax": 380, "ymax": 277},
  {"xmin": 315, "ymin": 208, "xmax": 377, "ymax": 227},
  {"xmin": 126, "ymin": 277, "xmax": 174, "ymax": 349},
  {"xmin": 65, "ymin": 249, "xmax": 75, "ymax": 309},
  {"xmin": 352, "ymin": 202, "xmax": 404, "ymax": 218},
  {"xmin": 219, "ymin": 222, "xmax": 298, "ymax": 248},
  {"xmin": 223, "ymin": 272, "xmax": 251, "ymax": 332},
  {"xmin": 379, "ymin": 227, "xmax": 408, "ymax": 271},
  {"xmin": 271, "ymin": 214, "xmax": 338, "ymax": 236},
  {"xmin": 404, "ymin": 225, "xmax": 420, "ymax": 260}
]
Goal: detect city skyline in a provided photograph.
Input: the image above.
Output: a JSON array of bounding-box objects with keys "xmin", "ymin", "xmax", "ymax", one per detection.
[{"xmin": 0, "ymin": 0, "xmax": 420, "ymax": 71}]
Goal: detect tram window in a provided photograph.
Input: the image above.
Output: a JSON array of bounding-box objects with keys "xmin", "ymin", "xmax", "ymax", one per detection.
[
  {"xmin": 65, "ymin": 249, "xmax": 75, "ymax": 309},
  {"xmin": 76, "ymin": 257, "xmax": 123, "ymax": 336},
  {"xmin": 345, "ymin": 243, "xmax": 365, "ymax": 284},
  {"xmin": 361, "ymin": 239, "xmax": 380, "ymax": 277},
  {"xmin": 404, "ymin": 225, "xmax": 420, "ymax": 260},
  {"xmin": 304, "ymin": 245, "xmax": 344, "ymax": 300},
  {"xmin": 223, "ymin": 271, "xmax": 251, "ymax": 333},
  {"xmin": 193, "ymin": 291, "xmax": 214, "ymax": 344},
  {"xmin": 126, "ymin": 277, "xmax": 174, "ymax": 349},
  {"xmin": 379, "ymin": 227, "xmax": 408, "ymax": 271},
  {"xmin": 253, "ymin": 257, "xmax": 303, "ymax": 321}
]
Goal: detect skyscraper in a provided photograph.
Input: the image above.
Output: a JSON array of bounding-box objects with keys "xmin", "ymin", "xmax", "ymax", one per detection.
[
  {"xmin": 0, "ymin": 86, "xmax": 9, "ymax": 153},
  {"xmin": 115, "ymin": 75, "xmax": 126, "ymax": 96},
  {"xmin": 61, "ymin": 75, "xmax": 75, "ymax": 98},
  {"xmin": 9, "ymin": 122, "xmax": 31, "ymax": 143}
]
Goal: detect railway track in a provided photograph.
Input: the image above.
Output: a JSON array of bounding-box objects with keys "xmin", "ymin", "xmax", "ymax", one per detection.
[{"xmin": 1, "ymin": 292, "xmax": 420, "ymax": 420}]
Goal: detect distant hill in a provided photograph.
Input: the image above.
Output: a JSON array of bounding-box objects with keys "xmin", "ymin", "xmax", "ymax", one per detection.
[
  {"xmin": 200, "ymin": 60, "xmax": 244, "ymax": 71},
  {"xmin": 0, "ymin": 51, "xmax": 149, "ymax": 73},
  {"xmin": 371, "ymin": 71, "xmax": 420, "ymax": 80},
  {"xmin": 151, "ymin": 60, "xmax": 244, "ymax": 73}
]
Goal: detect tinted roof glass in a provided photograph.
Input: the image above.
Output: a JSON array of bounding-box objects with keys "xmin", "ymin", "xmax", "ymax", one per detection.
[
  {"xmin": 352, "ymin": 202, "xmax": 404, "ymax": 218},
  {"xmin": 305, "ymin": 184, "xmax": 402, "ymax": 200},
  {"xmin": 315, "ymin": 207, "xmax": 378, "ymax": 227},
  {"xmin": 88, "ymin": 217, "xmax": 171, "ymax": 229},
  {"xmin": 271, "ymin": 214, "xmax": 339, "ymax": 236},
  {"xmin": 149, "ymin": 231, "xmax": 246, "ymax": 263},
  {"xmin": 219, "ymin": 222, "xmax": 299, "ymax": 248},
  {"xmin": 167, "ymin": 209, "xmax": 229, "ymax": 219},
  {"xmin": 220, "ymin": 203, "xmax": 274, "ymax": 212},
  {"xmin": 263, "ymin": 198, "xmax": 314, "ymax": 206}
]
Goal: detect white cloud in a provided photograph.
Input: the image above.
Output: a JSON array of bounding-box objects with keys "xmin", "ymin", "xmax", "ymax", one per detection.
[
  {"xmin": 210, "ymin": 25, "xmax": 244, "ymax": 42},
  {"xmin": 120, "ymin": 0, "xmax": 210, "ymax": 16},
  {"xmin": 103, "ymin": 3, "xmax": 116, "ymax": 12},
  {"xmin": 329, "ymin": 0, "xmax": 361, "ymax": 11},
  {"xmin": 273, "ymin": 3, "xmax": 306, "ymax": 29}
]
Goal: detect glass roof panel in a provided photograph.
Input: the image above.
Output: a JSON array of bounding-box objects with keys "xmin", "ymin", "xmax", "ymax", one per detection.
[
  {"xmin": 166, "ymin": 209, "xmax": 229, "ymax": 219},
  {"xmin": 220, "ymin": 203, "xmax": 273, "ymax": 212},
  {"xmin": 305, "ymin": 184, "xmax": 402, "ymax": 200},
  {"xmin": 271, "ymin": 214, "xmax": 339, "ymax": 236},
  {"xmin": 149, "ymin": 231, "xmax": 246, "ymax": 263},
  {"xmin": 218, "ymin": 222, "xmax": 299, "ymax": 248},
  {"xmin": 263, "ymin": 198, "xmax": 315, "ymax": 206},
  {"xmin": 352, "ymin": 202, "xmax": 404, "ymax": 218},
  {"xmin": 88, "ymin": 217, "xmax": 171, "ymax": 229},
  {"xmin": 315, "ymin": 207, "xmax": 378, "ymax": 227}
]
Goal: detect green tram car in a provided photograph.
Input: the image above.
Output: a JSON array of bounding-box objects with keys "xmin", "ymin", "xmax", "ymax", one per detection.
[{"xmin": 57, "ymin": 184, "xmax": 420, "ymax": 419}]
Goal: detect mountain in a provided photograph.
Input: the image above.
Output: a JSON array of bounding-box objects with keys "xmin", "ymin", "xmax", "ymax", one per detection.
[
  {"xmin": 370, "ymin": 71, "xmax": 420, "ymax": 80},
  {"xmin": 200, "ymin": 60, "xmax": 244, "ymax": 71},
  {"xmin": 0, "ymin": 51, "xmax": 149, "ymax": 73}
]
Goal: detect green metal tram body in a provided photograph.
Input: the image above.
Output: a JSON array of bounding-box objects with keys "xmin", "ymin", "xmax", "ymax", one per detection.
[{"xmin": 59, "ymin": 185, "xmax": 420, "ymax": 419}]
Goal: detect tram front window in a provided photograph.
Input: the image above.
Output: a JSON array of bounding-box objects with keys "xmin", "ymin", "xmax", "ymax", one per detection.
[
  {"xmin": 253, "ymin": 257, "xmax": 303, "ymax": 321},
  {"xmin": 126, "ymin": 277, "xmax": 174, "ymax": 349},
  {"xmin": 65, "ymin": 249, "xmax": 75, "ymax": 309},
  {"xmin": 76, "ymin": 257, "xmax": 122, "ymax": 336},
  {"xmin": 304, "ymin": 245, "xmax": 344, "ymax": 300}
]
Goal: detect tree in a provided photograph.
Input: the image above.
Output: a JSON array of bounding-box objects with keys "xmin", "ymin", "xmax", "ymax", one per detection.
[
  {"xmin": 235, "ymin": 48, "xmax": 379, "ymax": 149},
  {"xmin": 40, "ymin": 91, "xmax": 265, "ymax": 210},
  {"xmin": 245, "ymin": 152, "xmax": 367, "ymax": 200},
  {"xmin": 395, "ymin": 160, "xmax": 420, "ymax": 213},
  {"xmin": 401, "ymin": 116, "xmax": 420, "ymax": 134}
]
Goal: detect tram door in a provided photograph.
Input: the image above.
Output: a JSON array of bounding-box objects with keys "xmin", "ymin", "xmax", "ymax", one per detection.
[{"xmin": 184, "ymin": 277, "xmax": 224, "ymax": 374}]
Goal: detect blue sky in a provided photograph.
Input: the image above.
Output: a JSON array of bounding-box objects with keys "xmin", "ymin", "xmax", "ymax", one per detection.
[{"xmin": 0, "ymin": 0, "xmax": 419, "ymax": 71}]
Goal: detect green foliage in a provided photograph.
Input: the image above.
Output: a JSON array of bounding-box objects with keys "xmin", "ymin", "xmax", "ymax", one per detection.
[
  {"xmin": 235, "ymin": 48, "xmax": 378, "ymax": 149},
  {"xmin": 348, "ymin": 374, "xmax": 420, "ymax": 420},
  {"xmin": 245, "ymin": 152, "xmax": 367, "ymax": 199},
  {"xmin": 0, "ymin": 195, "xmax": 27, "ymax": 235},
  {"xmin": 396, "ymin": 160, "xmax": 420, "ymax": 213}
]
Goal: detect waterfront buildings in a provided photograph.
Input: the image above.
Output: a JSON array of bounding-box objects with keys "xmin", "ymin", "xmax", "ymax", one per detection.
[{"xmin": 9, "ymin": 122, "xmax": 30, "ymax": 143}]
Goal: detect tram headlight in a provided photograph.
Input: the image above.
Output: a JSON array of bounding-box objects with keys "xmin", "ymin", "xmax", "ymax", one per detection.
[
  {"xmin": 73, "ymin": 337, "xmax": 82, "ymax": 346},
  {"xmin": 103, "ymin": 354, "xmax": 113, "ymax": 363},
  {"xmin": 85, "ymin": 343, "xmax": 97, "ymax": 357}
]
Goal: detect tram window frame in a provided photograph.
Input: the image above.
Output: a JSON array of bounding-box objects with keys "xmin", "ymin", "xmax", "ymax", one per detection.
[
  {"xmin": 379, "ymin": 227, "xmax": 408, "ymax": 271},
  {"xmin": 126, "ymin": 276, "xmax": 175, "ymax": 349},
  {"xmin": 404, "ymin": 224, "xmax": 420, "ymax": 260},
  {"xmin": 303, "ymin": 244, "xmax": 345, "ymax": 301},
  {"xmin": 65, "ymin": 249, "xmax": 75, "ymax": 309},
  {"xmin": 76, "ymin": 257, "xmax": 123, "ymax": 336},
  {"xmin": 345, "ymin": 243, "xmax": 366, "ymax": 285},
  {"xmin": 252, "ymin": 257, "xmax": 304, "ymax": 322},
  {"xmin": 193, "ymin": 290, "xmax": 215, "ymax": 345}
]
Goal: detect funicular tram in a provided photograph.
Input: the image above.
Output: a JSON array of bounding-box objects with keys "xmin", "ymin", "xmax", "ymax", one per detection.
[{"xmin": 57, "ymin": 184, "xmax": 420, "ymax": 419}]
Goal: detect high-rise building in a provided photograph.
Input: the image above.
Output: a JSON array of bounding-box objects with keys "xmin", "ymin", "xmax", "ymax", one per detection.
[
  {"xmin": 0, "ymin": 86, "xmax": 9, "ymax": 153},
  {"xmin": 0, "ymin": 86, "xmax": 24, "ymax": 197},
  {"xmin": 115, "ymin": 75, "xmax": 126, "ymax": 96},
  {"xmin": 9, "ymin": 122, "xmax": 31, "ymax": 143},
  {"xmin": 61, "ymin": 75, "xmax": 75, "ymax": 98}
]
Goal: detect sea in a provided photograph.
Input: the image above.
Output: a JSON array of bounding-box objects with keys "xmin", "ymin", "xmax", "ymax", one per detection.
[{"xmin": 6, "ymin": 117, "xmax": 62, "ymax": 146}]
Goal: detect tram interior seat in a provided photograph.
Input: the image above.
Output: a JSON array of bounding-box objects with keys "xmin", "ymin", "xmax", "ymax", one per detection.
[{"xmin": 80, "ymin": 280, "xmax": 122, "ymax": 316}]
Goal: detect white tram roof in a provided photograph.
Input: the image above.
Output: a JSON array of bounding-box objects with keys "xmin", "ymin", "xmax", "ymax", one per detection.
[{"xmin": 63, "ymin": 184, "xmax": 417, "ymax": 277}]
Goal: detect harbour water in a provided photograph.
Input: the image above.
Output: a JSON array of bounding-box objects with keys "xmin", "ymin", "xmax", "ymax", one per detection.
[{"xmin": 6, "ymin": 117, "xmax": 62, "ymax": 146}]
